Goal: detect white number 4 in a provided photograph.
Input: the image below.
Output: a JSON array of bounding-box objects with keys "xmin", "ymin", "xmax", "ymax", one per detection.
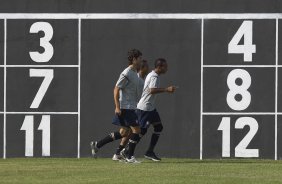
[{"xmin": 228, "ymin": 21, "xmax": 256, "ymax": 62}]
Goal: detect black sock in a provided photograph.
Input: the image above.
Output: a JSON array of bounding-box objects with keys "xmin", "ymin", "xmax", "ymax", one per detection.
[
  {"xmin": 96, "ymin": 131, "xmax": 122, "ymax": 148},
  {"xmin": 125, "ymin": 134, "xmax": 142, "ymax": 154},
  {"xmin": 127, "ymin": 133, "xmax": 140, "ymax": 158},
  {"xmin": 147, "ymin": 133, "xmax": 160, "ymax": 153},
  {"xmin": 115, "ymin": 145, "xmax": 125, "ymax": 155}
]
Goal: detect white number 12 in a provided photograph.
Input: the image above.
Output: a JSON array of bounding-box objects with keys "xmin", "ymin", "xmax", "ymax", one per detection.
[{"xmin": 218, "ymin": 117, "xmax": 259, "ymax": 158}]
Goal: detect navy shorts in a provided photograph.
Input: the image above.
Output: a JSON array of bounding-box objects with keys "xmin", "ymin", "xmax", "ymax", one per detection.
[
  {"xmin": 136, "ymin": 109, "xmax": 161, "ymax": 129},
  {"xmin": 112, "ymin": 109, "xmax": 139, "ymax": 127}
]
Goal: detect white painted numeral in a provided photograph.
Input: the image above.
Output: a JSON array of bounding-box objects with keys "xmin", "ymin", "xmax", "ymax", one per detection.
[
  {"xmin": 218, "ymin": 117, "xmax": 231, "ymax": 157},
  {"xmin": 20, "ymin": 116, "xmax": 34, "ymax": 157},
  {"xmin": 228, "ymin": 21, "xmax": 256, "ymax": 62},
  {"xmin": 218, "ymin": 117, "xmax": 259, "ymax": 158},
  {"xmin": 38, "ymin": 116, "xmax": 50, "ymax": 156},
  {"xmin": 20, "ymin": 115, "xmax": 51, "ymax": 157},
  {"xmin": 226, "ymin": 69, "xmax": 251, "ymax": 111},
  {"xmin": 235, "ymin": 117, "xmax": 259, "ymax": 157},
  {"xmin": 30, "ymin": 69, "xmax": 54, "ymax": 108},
  {"xmin": 29, "ymin": 22, "xmax": 54, "ymax": 63}
]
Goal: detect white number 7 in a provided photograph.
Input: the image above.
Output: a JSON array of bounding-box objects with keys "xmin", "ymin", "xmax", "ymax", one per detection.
[{"xmin": 30, "ymin": 69, "xmax": 54, "ymax": 108}]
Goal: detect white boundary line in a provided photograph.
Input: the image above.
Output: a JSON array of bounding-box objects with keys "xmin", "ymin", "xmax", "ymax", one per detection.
[
  {"xmin": 0, "ymin": 111, "xmax": 279, "ymax": 115},
  {"xmin": 3, "ymin": 19, "xmax": 6, "ymax": 159},
  {"xmin": 0, "ymin": 64, "xmax": 278, "ymax": 68},
  {"xmin": 4, "ymin": 65, "xmax": 79, "ymax": 67},
  {"xmin": 275, "ymin": 18, "xmax": 278, "ymax": 160},
  {"xmin": 5, "ymin": 112, "xmax": 78, "ymax": 114},
  {"xmin": 203, "ymin": 65, "xmax": 278, "ymax": 67},
  {"xmin": 203, "ymin": 112, "xmax": 276, "ymax": 115},
  {"xmin": 200, "ymin": 19, "xmax": 204, "ymax": 160},
  {"xmin": 77, "ymin": 18, "xmax": 81, "ymax": 159},
  {"xmin": 0, "ymin": 13, "xmax": 280, "ymax": 19},
  {"xmin": 0, "ymin": 13, "xmax": 279, "ymax": 159}
]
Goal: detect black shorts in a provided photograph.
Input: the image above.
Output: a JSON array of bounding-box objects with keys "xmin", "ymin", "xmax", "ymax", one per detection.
[
  {"xmin": 136, "ymin": 109, "xmax": 161, "ymax": 129},
  {"xmin": 112, "ymin": 109, "xmax": 139, "ymax": 127}
]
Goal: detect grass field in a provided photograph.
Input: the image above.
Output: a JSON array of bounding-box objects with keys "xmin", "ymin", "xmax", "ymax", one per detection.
[{"xmin": 0, "ymin": 158, "xmax": 282, "ymax": 184}]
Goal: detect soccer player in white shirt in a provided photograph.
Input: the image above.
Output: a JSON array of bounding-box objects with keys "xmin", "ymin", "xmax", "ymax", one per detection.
[{"xmin": 136, "ymin": 58, "xmax": 177, "ymax": 161}]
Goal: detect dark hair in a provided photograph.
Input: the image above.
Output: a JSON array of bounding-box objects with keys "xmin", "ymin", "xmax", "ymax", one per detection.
[
  {"xmin": 137, "ymin": 59, "xmax": 148, "ymax": 72},
  {"xmin": 128, "ymin": 49, "xmax": 142, "ymax": 65},
  {"xmin": 140, "ymin": 59, "xmax": 148, "ymax": 69},
  {"xmin": 154, "ymin": 58, "xmax": 167, "ymax": 68}
]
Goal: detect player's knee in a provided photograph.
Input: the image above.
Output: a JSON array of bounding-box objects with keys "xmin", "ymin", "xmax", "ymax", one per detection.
[
  {"xmin": 110, "ymin": 131, "xmax": 122, "ymax": 140},
  {"xmin": 131, "ymin": 126, "xmax": 141, "ymax": 134},
  {"xmin": 119, "ymin": 128, "xmax": 130, "ymax": 137},
  {"xmin": 154, "ymin": 123, "xmax": 163, "ymax": 133},
  {"xmin": 126, "ymin": 130, "xmax": 132, "ymax": 138},
  {"xmin": 140, "ymin": 128, "xmax": 147, "ymax": 136}
]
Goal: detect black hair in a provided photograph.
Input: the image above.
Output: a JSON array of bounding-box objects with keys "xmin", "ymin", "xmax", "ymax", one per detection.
[
  {"xmin": 128, "ymin": 49, "xmax": 142, "ymax": 65},
  {"xmin": 154, "ymin": 58, "xmax": 167, "ymax": 68},
  {"xmin": 140, "ymin": 59, "xmax": 148, "ymax": 69},
  {"xmin": 137, "ymin": 59, "xmax": 148, "ymax": 72}
]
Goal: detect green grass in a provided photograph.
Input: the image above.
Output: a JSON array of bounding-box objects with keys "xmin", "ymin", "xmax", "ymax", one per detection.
[{"xmin": 0, "ymin": 158, "xmax": 282, "ymax": 184}]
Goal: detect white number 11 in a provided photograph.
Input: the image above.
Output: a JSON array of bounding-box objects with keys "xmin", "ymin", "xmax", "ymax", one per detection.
[{"xmin": 20, "ymin": 115, "xmax": 50, "ymax": 157}]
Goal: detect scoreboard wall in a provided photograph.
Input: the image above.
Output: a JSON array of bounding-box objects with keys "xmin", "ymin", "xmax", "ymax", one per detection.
[{"xmin": 0, "ymin": 14, "xmax": 281, "ymax": 159}]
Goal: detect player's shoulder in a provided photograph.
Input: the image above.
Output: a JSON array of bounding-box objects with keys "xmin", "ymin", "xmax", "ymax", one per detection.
[
  {"xmin": 121, "ymin": 66, "xmax": 131, "ymax": 74},
  {"xmin": 121, "ymin": 66, "xmax": 138, "ymax": 82},
  {"xmin": 120, "ymin": 66, "xmax": 133, "ymax": 77},
  {"xmin": 147, "ymin": 70, "xmax": 159, "ymax": 79}
]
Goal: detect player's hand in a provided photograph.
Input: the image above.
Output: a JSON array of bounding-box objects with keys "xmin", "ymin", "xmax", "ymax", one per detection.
[
  {"xmin": 166, "ymin": 86, "xmax": 177, "ymax": 93},
  {"xmin": 115, "ymin": 107, "xmax": 122, "ymax": 116}
]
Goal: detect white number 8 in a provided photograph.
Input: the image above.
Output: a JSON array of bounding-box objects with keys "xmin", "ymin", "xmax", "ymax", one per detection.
[
  {"xmin": 29, "ymin": 22, "xmax": 54, "ymax": 63},
  {"xmin": 226, "ymin": 69, "xmax": 251, "ymax": 111}
]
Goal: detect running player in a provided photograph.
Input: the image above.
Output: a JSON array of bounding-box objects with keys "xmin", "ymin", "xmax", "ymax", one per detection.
[
  {"xmin": 136, "ymin": 58, "xmax": 176, "ymax": 161},
  {"xmin": 90, "ymin": 49, "xmax": 142, "ymax": 163},
  {"xmin": 112, "ymin": 59, "xmax": 149, "ymax": 161}
]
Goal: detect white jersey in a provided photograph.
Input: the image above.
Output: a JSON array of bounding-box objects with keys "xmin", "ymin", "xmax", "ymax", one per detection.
[
  {"xmin": 137, "ymin": 70, "xmax": 160, "ymax": 111},
  {"xmin": 115, "ymin": 66, "xmax": 139, "ymax": 109}
]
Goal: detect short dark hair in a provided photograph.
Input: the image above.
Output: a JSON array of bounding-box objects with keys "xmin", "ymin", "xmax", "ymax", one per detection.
[
  {"xmin": 154, "ymin": 58, "xmax": 167, "ymax": 68},
  {"xmin": 128, "ymin": 49, "xmax": 142, "ymax": 65},
  {"xmin": 140, "ymin": 59, "xmax": 148, "ymax": 69}
]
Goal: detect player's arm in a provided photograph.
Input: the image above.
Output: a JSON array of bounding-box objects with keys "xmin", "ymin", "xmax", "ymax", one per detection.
[
  {"xmin": 148, "ymin": 76, "xmax": 177, "ymax": 94},
  {"xmin": 113, "ymin": 86, "xmax": 121, "ymax": 115},
  {"xmin": 150, "ymin": 86, "xmax": 176, "ymax": 94},
  {"xmin": 114, "ymin": 73, "xmax": 129, "ymax": 115}
]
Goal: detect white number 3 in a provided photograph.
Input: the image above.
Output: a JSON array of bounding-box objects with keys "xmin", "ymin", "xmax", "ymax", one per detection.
[{"xmin": 29, "ymin": 22, "xmax": 54, "ymax": 63}]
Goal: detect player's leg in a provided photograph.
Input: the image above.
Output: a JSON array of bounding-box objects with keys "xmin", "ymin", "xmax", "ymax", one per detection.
[
  {"xmin": 114, "ymin": 109, "xmax": 141, "ymax": 163},
  {"xmin": 90, "ymin": 111, "xmax": 126, "ymax": 157},
  {"xmin": 121, "ymin": 108, "xmax": 149, "ymax": 159},
  {"xmin": 144, "ymin": 109, "xmax": 163, "ymax": 161},
  {"xmin": 90, "ymin": 129, "xmax": 124, "ymax": 157},
  {"xmin": 144, "ymin": 122, "xmax": 163, "ymax": 161},
  {"xmin": 126, "ymin": 125, "xmax": 141, "ymax": 163},
  {"xmin": 122, "ymin": 127, "xmax": 147, "ymax": 157},
  {"xmin": 112, "ymin": 128, "xmax": 131, "ymax": 161}
]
